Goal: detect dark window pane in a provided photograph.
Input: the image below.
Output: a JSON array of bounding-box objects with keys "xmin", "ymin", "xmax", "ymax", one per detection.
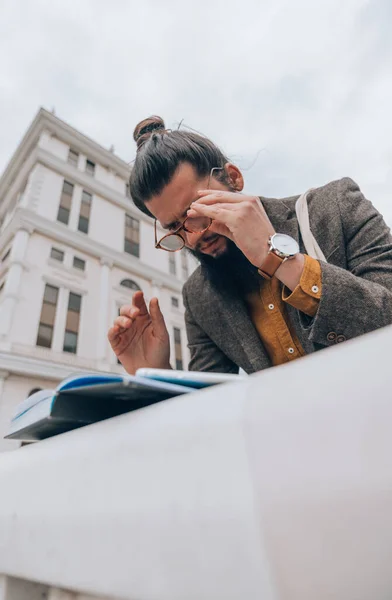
[
  {"xmin": 171, "ymin": 297, "xmax": 179, "ymax": 308},
  {"xmin": 81, "ymin": 190, "xmax": 92, "ymax": 205},
  {"xmin": 37, "ymin": 323, "xmax": 53, "ymax": 348},
  {"xmin": 44, "ymin": 284, "xmax": 59, "ymax": 305},
  {"xmin": 120, "ymin": 279, "xmax": 140, "ymax": 291},
  {"xmin": 124, "ymin": 240, "xmax": 139, "ymax": 257},
  {"xmin": 78, "ymin": 216, "xmax": 89, "ymax": 234},
  {"xmin": 174, "ymin": 327, "xmax": 181, "ymax": 344},
  {"xmin": 85, "ymin": 160, "xmax": 95, "ymax": 175},
  {"xmin": 63, "ymin": 330, "xmax": 78, "ymax": 353},
  {"xmin": 57, "ymin": 206, "xmax": 70, "ymax": 225},
  {"xmin": 68, "ymin": 292, "xmax": 81, "ymax": 313},
  {"xmin": 50, "ymin": 247, "xmax": 64, "ymax": 262},
  {"xmin": 73, "ymin": 257, "xmax": 85, "ymax": 270},
  {"xmin": 175, "ymin": 359, "xmax": 183, "ymax": 370},
  {"xmin": 68, "ymin": 149, "xmax": 79, "ymax": 166},
  {"xmin": 62, "ymin": 181, "xmax": 74, "ymax": 196}
]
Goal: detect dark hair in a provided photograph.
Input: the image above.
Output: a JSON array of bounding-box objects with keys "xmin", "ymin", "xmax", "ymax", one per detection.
[{"xmin": 129, "ymin": 116, "xmax": 230, "ymax": 217}]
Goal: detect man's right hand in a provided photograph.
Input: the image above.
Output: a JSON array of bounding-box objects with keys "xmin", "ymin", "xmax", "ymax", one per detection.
[{"xmin": 107, "ymin": 291, "xmax": 171, "ymax": 375}]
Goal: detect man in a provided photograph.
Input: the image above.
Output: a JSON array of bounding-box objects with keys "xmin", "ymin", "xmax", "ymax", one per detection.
[{"xmin": 108, "ymin": 116, "xmax": 392, "ymax": 374}]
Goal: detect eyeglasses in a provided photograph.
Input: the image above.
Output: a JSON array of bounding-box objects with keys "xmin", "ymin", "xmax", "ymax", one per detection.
[{"xmin": 154, "ymin": 167, "xmax": 224, "ymax": 252}]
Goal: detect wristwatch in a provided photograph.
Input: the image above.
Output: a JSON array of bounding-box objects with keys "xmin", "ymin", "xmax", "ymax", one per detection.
[{"xmin": 258, "ymin": 233, "xmax": 300, "ymax": 280}]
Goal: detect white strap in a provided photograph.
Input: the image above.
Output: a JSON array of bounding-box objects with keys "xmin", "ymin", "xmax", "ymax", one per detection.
[{"xmin": 295, "ymin": 189, "xmax": 327, "ymax": 262}]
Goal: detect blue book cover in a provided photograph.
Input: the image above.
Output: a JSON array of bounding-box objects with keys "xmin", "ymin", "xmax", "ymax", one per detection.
[{"xmin": 6, "ymin": 372, "xmax": 194, "ymax": 442}]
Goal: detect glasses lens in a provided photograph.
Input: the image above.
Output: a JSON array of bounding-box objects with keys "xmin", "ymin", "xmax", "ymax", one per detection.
[
  {"xmin": 160, "ymin": 234, "xmax": 184, "ymax": 251},
  {"xmin": 185, "ymin": 216, "xmax": 211, "ymax": 233}
]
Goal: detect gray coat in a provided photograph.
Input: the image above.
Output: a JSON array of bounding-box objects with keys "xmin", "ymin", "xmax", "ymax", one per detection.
[{"xmin": 182, "ymin": 177, "xmax": 392, "ymax": 374}]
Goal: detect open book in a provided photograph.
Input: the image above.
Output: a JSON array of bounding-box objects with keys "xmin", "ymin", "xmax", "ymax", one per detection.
[{"xmin": 6, "ymin": 372, "xmax": 194, "ymax": 442}]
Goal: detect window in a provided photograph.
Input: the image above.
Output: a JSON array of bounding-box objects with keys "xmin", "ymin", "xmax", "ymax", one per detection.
[
  {"xmin": 50, "ymin": 247, "xmax": 64, "ymax": 262},
  {"xmin": 36, "ymin": 284, "xmax": 59, "ymax": 348},
  {"xmin": 78, "ymin": 190, "xmax": 92, "ymax": 234},
  {"xmin": 169, "ymin": 253, "xmax": 176, "ymax": 276},
  {"xmin": 85, "ymin": 159, "xmax": 95, "ymax": 176},
  {"xmin": 27, "ymin": 388, "xmax": 42, "ymax": 398},
  {"xmin": 0, "ymin": 281, "xmax": 5, "ymax": 294},
  {"xmin": 171, "ymin": 296, "xmax": 179, "ymax": 308},
  {"xmin": 68, "ymin": 149, "xmax": 79, "ymax": 167},
  {"xmin": 73, "ymin": 257, "xmax": 86, "ymax": 271},
  {"xmin": 63, "ymin": 292, "xmax": 82, "ymax": 354},
  {"xmin": 1, "ymin": 248, "xmax": 11, "ymax": 262},
  {"xmin": 120, "ymin": 279, "xmax": 140, "ymax": 291},
  {"xmin": 181, "ymin": 251, "xmax": 189, "ymax": 280},
  {"xmin": 173, "ymin": 327, "xmax": 183, "ymax": 370},
  {"xmin": 125, "ymin": 183, "xmax": 131, "ymax": 198},
  {"xmin": 57, "ymin": 180, "xmax": 74, "ymax": 225},
  {"xmin": 124, "ymin": 214, "xmax": 140, "ymax": 257}
]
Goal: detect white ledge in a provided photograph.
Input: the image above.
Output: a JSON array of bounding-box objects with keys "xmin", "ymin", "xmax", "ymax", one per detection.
[{"xmin": 1, "ymin": 326, "xmax": 392, "ymax": 599}]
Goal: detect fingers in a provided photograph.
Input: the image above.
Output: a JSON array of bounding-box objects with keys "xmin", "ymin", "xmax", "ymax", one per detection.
[
  {"xmin": 187, "ymin": 203, "xmax": 236, "ymax": 222},
  {"xmin": 132, "ymin": 290, "xmax": 148, "ymax": 315},
  {"xmin": 196, "ymin": 190, "xmax": 243, "ymax": 204},
  {"xmin": 149, "ymin": 297, "xmax": 168, "ymax": 340},
  {"xmin": 119, "ymin": 290, "xmax": 147, "ymax": 319}
]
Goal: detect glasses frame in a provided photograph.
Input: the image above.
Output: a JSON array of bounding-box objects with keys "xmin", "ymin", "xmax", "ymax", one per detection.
[{"xmin": 154, "ymin": 167, "xmax": 224, "ymax": 252}]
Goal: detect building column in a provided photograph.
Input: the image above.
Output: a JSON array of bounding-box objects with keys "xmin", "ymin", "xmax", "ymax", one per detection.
[
  {"xmin": 151, "ymin": 279, "xmax": 162, "ymax": 300},
  {"xmin": 0, "ymin": 228, "xmax": 31, "ymax": 338},
  {"xmin": 97, "ymin": 258, "xmax": 113, "ymax": 361}
]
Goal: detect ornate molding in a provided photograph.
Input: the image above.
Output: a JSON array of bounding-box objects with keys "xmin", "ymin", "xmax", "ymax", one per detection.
[{"xmin": 100, "ymin": 257, "xmax": 114, "ymax": 268}]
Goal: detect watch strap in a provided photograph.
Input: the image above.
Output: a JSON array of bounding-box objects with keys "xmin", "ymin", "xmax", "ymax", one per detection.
[{"xmin": 257, "ymin": 251, "xmax": 285, "ymax": 280}]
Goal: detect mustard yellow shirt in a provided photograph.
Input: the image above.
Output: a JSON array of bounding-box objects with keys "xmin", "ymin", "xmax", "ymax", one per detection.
[{"xmin": 246, "ymin": 255, "xmax": 322, "ymax": 366}]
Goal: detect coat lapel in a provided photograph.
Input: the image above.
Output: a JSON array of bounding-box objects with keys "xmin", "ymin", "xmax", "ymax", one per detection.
[{"xmin": 198, "ymin": 197, "xmax": 304, "ymax": 373}]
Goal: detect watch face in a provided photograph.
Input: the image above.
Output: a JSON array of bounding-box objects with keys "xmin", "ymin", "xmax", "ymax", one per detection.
[{"xmin": 271, "ymin": 233, "xmax": 299, "ymax": 256}]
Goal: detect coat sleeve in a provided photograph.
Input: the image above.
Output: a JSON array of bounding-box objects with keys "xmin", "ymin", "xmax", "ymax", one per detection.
[
  {"xmin": 182, "ymin": 284, "xmax": 239, "ymax": 373},
  {"xmin": 301, "ymin": 177, "xmax": 392, "ymax": 346}
]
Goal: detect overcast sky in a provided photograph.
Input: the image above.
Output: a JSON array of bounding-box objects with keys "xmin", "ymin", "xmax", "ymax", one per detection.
[{"xmin": 1, "ymin": 0, "xmax": 392, "ymax": 222}]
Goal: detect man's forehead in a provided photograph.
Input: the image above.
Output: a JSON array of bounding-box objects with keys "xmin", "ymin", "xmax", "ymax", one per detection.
[{"xmin": 147, "ymin": 164, "xmax": 200, "ymax": 226}]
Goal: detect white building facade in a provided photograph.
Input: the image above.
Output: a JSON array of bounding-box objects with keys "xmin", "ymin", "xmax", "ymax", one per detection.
[{"xmin": 0, "ymin": 109, "xmax": 194, "ymax": 452}]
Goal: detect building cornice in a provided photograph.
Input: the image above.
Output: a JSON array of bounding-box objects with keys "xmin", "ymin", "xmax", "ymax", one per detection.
[
  {"xmin": 0, "ymin": 351, "xmax": 103, "ymax": 381},
  {"xmin": 0, "ymin": 108, "xmax": 133, "ymax": 221},
  {"xmin": 3, "ymin": 208, "xmax": 184, "ymax": 293}
]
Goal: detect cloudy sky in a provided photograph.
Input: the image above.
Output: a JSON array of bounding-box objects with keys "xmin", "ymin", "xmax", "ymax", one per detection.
[{"xmin": 1, "ymin": 0, "xmax": 392, "ymax": 222}]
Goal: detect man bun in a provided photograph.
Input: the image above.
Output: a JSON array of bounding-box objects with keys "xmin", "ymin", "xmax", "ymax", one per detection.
[{"xmin": 133, "ymin": 116, "xmax": 166, "ymax": 150}]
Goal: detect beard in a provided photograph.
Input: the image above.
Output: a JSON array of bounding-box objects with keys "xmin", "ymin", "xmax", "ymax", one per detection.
[{"xmin": 185, "ymin": 235, "xmax": 261, "ymax": 294}]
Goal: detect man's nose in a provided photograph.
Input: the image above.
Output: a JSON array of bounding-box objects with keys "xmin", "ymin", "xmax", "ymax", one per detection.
[{"xmin": 183, "ymin": 230, "xmax": 202, "ymax": 249}]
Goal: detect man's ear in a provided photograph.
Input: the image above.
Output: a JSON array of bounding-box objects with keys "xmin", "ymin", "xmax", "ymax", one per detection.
[{"xmin": 225, "ymin": 163, "xmax": 244, "ymax": 192}]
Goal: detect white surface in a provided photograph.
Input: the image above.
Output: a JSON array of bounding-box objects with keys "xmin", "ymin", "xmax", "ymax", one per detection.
[{"xmin": 0, "ymin": 325, "xmax": 392, "ymax": 599}]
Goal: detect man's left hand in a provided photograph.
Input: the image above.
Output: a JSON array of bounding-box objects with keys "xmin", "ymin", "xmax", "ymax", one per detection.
[{"xmin": 187, "ymin": 190, "xmax": 275, "ymax": 268}]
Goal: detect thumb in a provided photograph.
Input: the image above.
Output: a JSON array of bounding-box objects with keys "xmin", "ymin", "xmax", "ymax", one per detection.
[{"xmin": 149, "ymin": 297, "xmax": 168, "ymax": 339}]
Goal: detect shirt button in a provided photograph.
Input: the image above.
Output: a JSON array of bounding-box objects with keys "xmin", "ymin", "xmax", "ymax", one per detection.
[
  {"xmin": 311, "ymin": 285, "xmax": 319, "ymax": 293},
  {"xmin": 268, "ymin": 304, "xmax": 274, "ymax": 310},
  {"xmin": 336, "ymin": 335, "xmax": 346, "ymax": 343},
  {"xmin": 327, "ymin": 332, "xmax": 337, "ymax": 342},
  {"xmin": 288, "ymin": 347, "xmax": 295, "ymax": 354}
]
